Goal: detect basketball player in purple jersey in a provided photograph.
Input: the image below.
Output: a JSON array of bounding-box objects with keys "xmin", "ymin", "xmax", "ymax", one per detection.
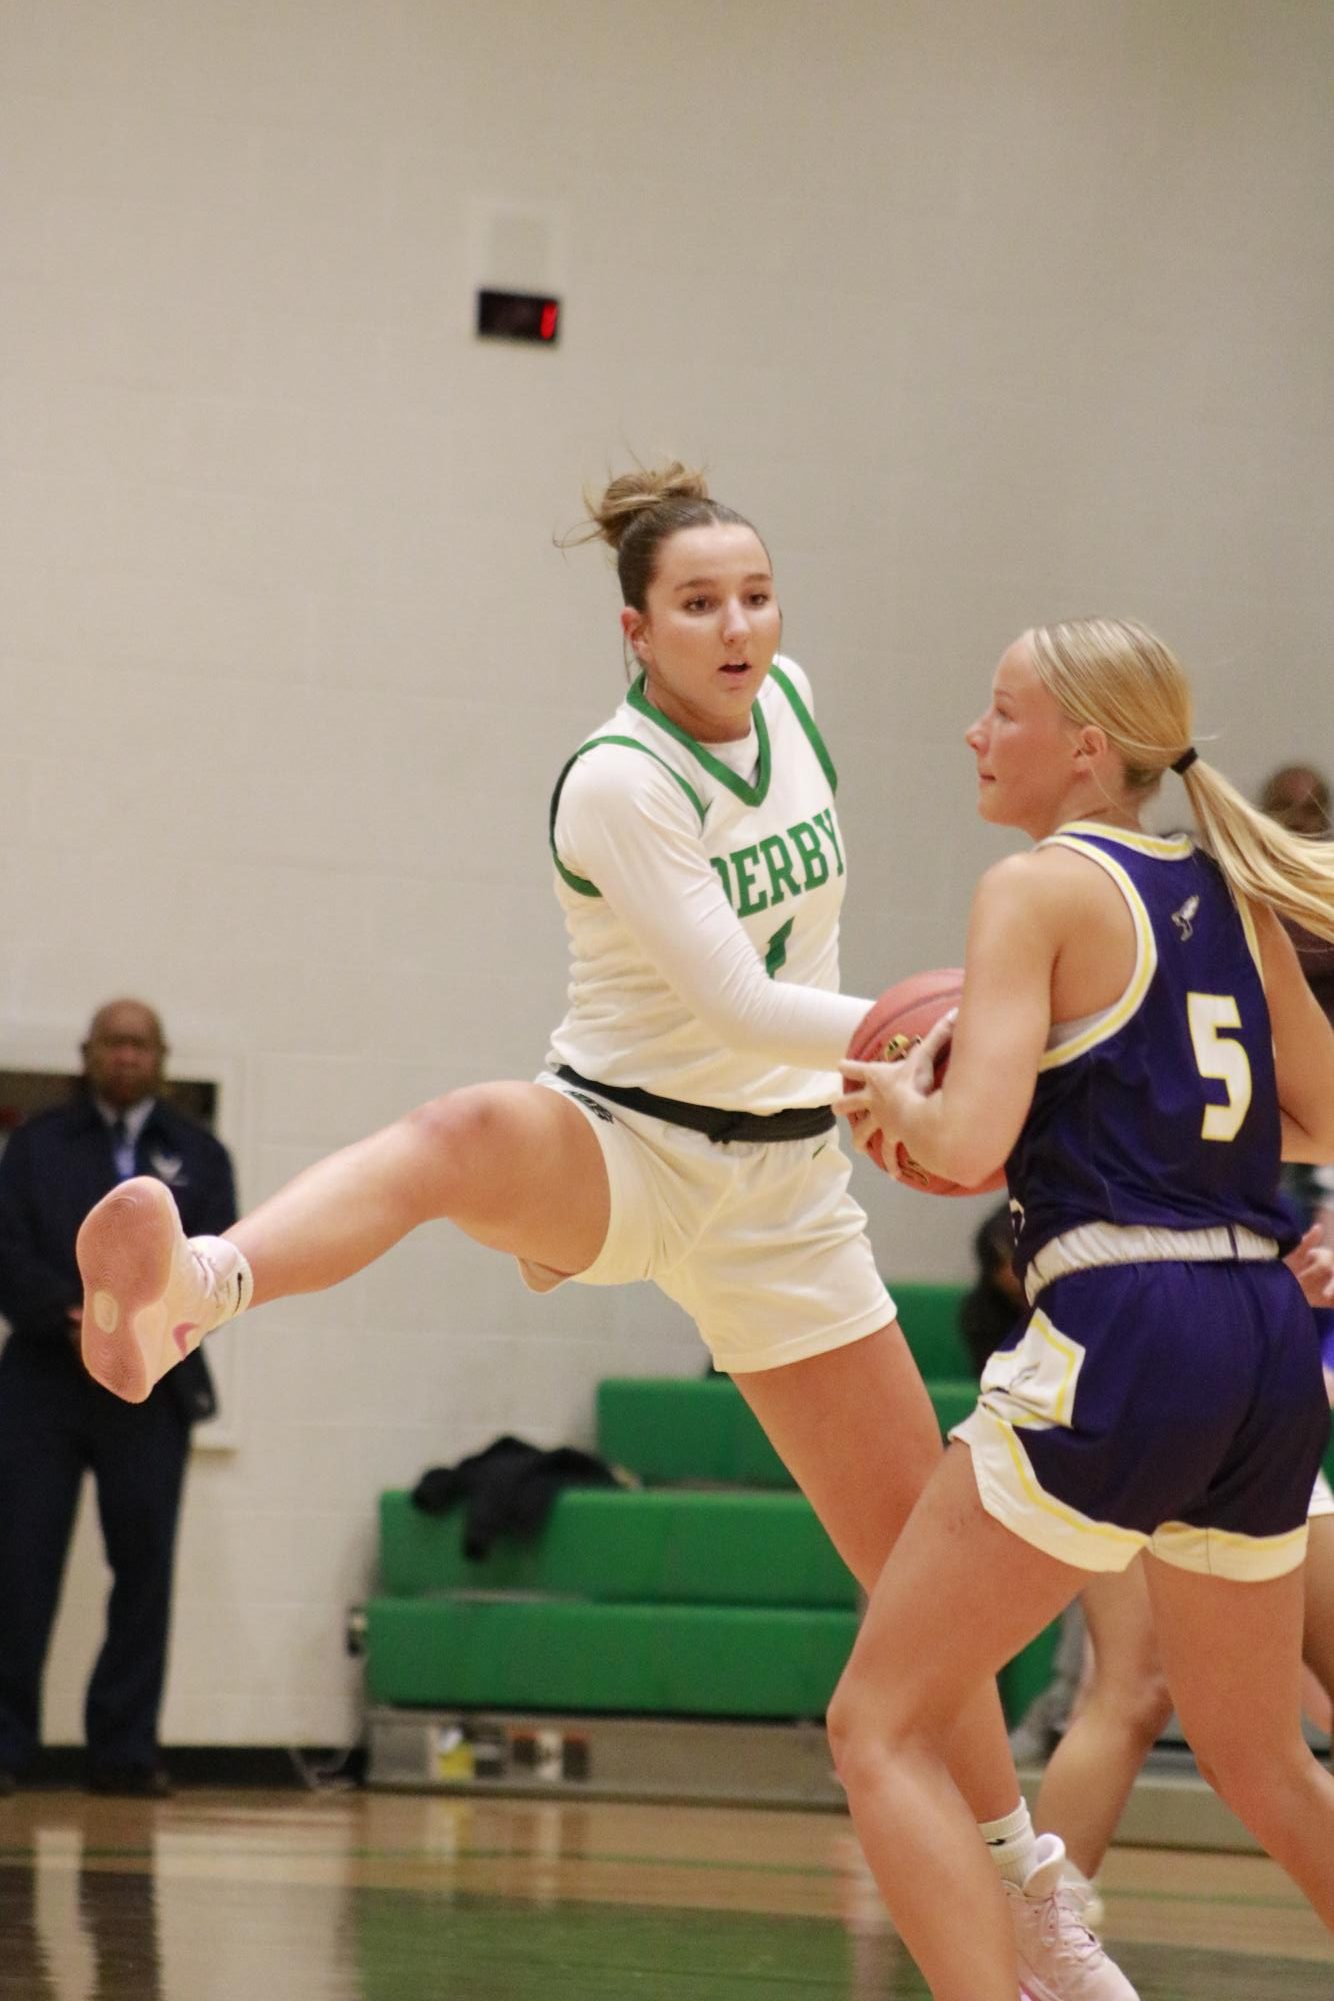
[
  {"xmin": 1025, "ymin": 1209, "xmax": 1334, "ymax": 1928},
  {"xmin": 836, "ymin": 617, "xmax": 1334, "ymax": 1998}
]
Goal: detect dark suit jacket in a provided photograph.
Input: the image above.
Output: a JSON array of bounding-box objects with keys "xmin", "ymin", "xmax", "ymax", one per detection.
[{"xmin": 0, "ymin": 1094, "xmax": 237, "ymax": 1423}]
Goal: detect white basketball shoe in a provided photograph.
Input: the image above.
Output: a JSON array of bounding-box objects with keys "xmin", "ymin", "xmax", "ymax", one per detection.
[
  {"xmin": 77, "ymin": 1176, "xmax": 251, "ymax": 1402},
  {"xmin": 1060, "ymin": 1858, "xmax": 1106, "ymax": 1932},
  {"xmin": 1006, "ymin": 1834, "xmax": 1138, "ymax": 2001}
]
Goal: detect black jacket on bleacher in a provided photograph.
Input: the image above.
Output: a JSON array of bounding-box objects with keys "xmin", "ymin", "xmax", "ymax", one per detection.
[{"xmin": 413, "ymin": 1435, "xmax": 628, "ymax": 1556}]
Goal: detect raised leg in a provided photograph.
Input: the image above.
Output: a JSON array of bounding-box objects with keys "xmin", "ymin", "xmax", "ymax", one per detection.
[
  {"xmin": 230, "ymin": 1081, "xmax": 612, "ymax": 1301},
  {"xmin": 79, "ymin": 1083, "xmax": 612, "ymax": 1398}
]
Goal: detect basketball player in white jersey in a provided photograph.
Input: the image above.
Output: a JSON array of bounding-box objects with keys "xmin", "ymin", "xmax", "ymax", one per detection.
[{"xmin": 75, "ymin": 467, "xmax": 1136, "ymax": 2001}]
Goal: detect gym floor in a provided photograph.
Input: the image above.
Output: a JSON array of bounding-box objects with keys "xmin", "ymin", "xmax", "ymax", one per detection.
[{"xmin": 1, "ymin": 1788, "xmax": 1330, "ymax": 1998}]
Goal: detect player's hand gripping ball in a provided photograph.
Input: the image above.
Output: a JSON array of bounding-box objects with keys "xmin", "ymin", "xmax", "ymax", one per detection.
[{"xmin": 843, "ymin": 969, "xmax": 1005, "ymax": 1196}]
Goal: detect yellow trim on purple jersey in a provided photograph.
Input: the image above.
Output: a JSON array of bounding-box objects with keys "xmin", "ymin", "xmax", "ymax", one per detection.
[
  {"xmin": 1037, "ymin": 833, "xmax": 1158, "ymax": 1071},
  {"xmin": 1057, "ymin": 820, "xmax": 1193, "ymax": 860}
]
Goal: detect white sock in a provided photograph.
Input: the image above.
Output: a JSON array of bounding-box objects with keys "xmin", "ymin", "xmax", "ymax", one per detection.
[
  {"xmin": 979, "ymin": 1800, "xmax": 1038, "ymax": 1888},
  {"xmin": 192, "ymin": 1236, "xmax": 254, "ymax": 1331}
]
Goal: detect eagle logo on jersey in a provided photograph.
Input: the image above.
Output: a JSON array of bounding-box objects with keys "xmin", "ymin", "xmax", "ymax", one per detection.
[{"xmin": 1171, "ymin": 895, "xmax": 1200, "ymax": 942}]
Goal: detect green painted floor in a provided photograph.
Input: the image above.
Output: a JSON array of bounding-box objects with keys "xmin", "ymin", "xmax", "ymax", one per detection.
[
  {"xmin": 1, "ymin": 1788, "xmax": 1329, "ymax": 1999},
  {"xmin": 3, "ymin": 1862, "xmax": 1330, "ymax": 2000},
  {"xmin": 355, "ymin": 1889, "xmax": 1334, "ymax": 1999}
]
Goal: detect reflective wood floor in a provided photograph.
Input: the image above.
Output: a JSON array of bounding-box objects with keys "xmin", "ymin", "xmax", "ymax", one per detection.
[{"xmin": 1, "ymin": 1787, "xmax": 1331, "ymax": 1998}]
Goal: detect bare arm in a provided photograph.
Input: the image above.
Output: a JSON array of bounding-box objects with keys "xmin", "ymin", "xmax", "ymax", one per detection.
[
  {"xmin": 1253, "ymin": 901, "xmax": 1334, "ymax": 1163},
  {"xmin": 840, "ymin": 854, "xmax": 1059, "ymax": 1187}
]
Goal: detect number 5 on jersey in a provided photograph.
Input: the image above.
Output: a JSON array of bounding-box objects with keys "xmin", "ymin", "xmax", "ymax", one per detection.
[{"xmin": 1186, "ymin": 992, "xmax": 1253, "ymax": 1141}]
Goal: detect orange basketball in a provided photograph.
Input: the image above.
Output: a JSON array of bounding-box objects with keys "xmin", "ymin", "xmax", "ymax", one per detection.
[{"xmin": 845, "ymin": 969, "xmax": 1006, "ymax": 1195}]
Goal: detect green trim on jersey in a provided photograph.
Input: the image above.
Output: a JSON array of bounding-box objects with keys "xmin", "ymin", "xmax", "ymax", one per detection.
[
  {"xmin": 549, "ymin": 734, "xmax": 708, "ymax": 898},
  {"xmin": 768, "ymin": 664, "xmax": 837, "ymax": 795},
  {"xmin": 626, "ymin": 675, "xmax": 772, "ymax": 806}
]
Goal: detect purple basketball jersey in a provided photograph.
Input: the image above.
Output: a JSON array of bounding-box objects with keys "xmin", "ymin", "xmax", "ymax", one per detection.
[{"xmin": 1007, "ymin": 825, "xmax": 1297, "ymax": 1278}]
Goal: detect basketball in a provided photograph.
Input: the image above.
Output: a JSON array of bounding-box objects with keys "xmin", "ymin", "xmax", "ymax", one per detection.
[{"xmin": 845, "ymin": 969, "xmax": 1006, "ymax": 1195}]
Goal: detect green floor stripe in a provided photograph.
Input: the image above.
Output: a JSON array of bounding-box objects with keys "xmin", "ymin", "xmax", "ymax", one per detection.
[{"xmin": 0, "ymin": 1840, "xmax": 1316, "ymax": 1914}]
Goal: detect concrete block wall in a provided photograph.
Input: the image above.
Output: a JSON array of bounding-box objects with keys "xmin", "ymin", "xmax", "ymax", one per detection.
[{"xmin": 2, "ymin": 0, "xmax": 1330, "ymax": 1744}]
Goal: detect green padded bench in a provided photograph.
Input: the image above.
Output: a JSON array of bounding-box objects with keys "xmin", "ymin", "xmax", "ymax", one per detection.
[
  {"xmin": 367, "ymin": 1279, "xmax": 1070, "ymax": 1731},
  {"xmin": 596, "ymin": 1377, "xmax": 793, "ymax": 1487},
  {"xmin": 379, "ymin": 1488, "xmax": 857, "ymax": 1609},
  {"xmin": 891, "ymin": 1280, "xmax": 972, "ymax": 1378},
  {"xmin": 366, "ymin": 1596, "xmax": 859, "ymax": 1718},
  {"xmin": 596, "ymin": 1370, "xmax": 978, "ymax": 1485},
  {"xmin": 591, "ymin": 1359, "xmax": 1064, "ymax": 1729}
]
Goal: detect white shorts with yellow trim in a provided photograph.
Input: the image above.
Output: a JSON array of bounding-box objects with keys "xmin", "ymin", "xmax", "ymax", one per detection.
[{"xmin": 522, "ymin": 1071, "xmax": 894, "ymax": 1374}]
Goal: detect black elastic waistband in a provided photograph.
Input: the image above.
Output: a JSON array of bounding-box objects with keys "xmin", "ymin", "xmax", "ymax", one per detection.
[{"xmin": 554, "ymin": 1065, "xmax": 835, "ymax": 1145}]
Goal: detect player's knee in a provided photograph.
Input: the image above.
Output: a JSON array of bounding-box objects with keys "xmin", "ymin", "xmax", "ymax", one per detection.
[
  {"xmin": 1117, "ymin": 1669, "xmax": 1174, "ymax": 1749},
  {"xmin": 825, "ymin": 1676, "xmax": 873, "ymax": 1791},
  {"xmin": 826, "ymin": 1667, "xmax": 917, "ymax": 1796},
  {"xmin": 397, "ymin": 1087, "xmax": 517, "ymax": 1213}
]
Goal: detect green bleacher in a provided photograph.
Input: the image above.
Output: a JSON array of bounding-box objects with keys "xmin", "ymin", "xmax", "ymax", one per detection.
[
  {"xmin": 379, "ymin": 1486, "xmax": 856, "ymax": 1607},
  {"xmin": 363, "ymin": 1283, "xmax": 1097, "ymax": 1731},
  {"xmin": 368, "ymin": 1597, "xmax": 860, "ymax": 1718}
]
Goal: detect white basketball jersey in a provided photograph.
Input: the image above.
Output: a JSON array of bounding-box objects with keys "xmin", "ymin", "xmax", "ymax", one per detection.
[{"xmin": 546, "ymin": 659, "xmax": 850, "ymax": 1113}]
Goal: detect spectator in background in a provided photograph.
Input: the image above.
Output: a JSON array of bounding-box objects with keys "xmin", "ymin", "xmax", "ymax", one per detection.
[
  {"xmin": 1259, "ymin": 763, "xmax": 1334, "ymax": 1023},
  {"xmin": 0, "ymin": 1000, "xmax": 236, "ymax": 1797},
  {"xmin": 1260, "ymin": 763, "xmax": 1334, "ymax": 1743},
  {"xmin": 1261, "ymin": 761, "xmax": 1332, "ymax": 838},
  {"xmin": 1260, "ymin": 764, "xmax": 1334, "ymax": 1252}
]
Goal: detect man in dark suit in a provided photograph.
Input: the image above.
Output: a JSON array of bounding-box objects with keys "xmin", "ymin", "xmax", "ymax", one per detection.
[{"xmin": 0, "ymin": 999, "xmax": 237, "ymax": 1796}]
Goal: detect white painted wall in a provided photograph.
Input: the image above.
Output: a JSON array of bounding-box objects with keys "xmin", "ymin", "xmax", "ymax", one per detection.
[{"xmin": 3, "ymin": 0, "xmax": 1330, "ymax": 1746}]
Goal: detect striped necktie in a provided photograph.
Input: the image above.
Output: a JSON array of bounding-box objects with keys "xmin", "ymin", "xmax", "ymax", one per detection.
[{"xmin": 110, "ymin": 1117, "xmax": 136, "ymax": 1181}]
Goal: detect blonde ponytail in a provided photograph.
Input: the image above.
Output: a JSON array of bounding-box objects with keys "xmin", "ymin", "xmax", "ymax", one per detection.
[{"xmin": 1029, "ymin": 617, "xmax": 1334, "ymax": 943}]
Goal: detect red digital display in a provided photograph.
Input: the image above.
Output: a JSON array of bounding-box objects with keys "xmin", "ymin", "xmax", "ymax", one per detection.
[{"xmin": 476, "ymin": 289, "xmax": 561, "ymax": 346}]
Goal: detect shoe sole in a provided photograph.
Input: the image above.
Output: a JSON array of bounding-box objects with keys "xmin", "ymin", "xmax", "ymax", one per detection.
[{"xmin": 77, "ymin": 1179, "xmax": 179, "ymax": 1404}]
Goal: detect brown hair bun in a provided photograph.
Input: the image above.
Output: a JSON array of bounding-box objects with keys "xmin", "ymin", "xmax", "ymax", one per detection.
[
  {"xmin": 567, "ymin": 460, "xmax": 755, "ymax": 610},
  {"xmin": 586, "ymin": 462, "xmax": 711, "ymax": 553}
]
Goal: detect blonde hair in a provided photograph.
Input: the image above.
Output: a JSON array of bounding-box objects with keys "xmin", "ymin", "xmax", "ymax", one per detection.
[
  {"xmin": 566, "ymin": 461, "xmax": 758, "ymax": 610},
  {"xmin": 1028, "ymin": 617, "xmax": 1334, "ymax": 943}
]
